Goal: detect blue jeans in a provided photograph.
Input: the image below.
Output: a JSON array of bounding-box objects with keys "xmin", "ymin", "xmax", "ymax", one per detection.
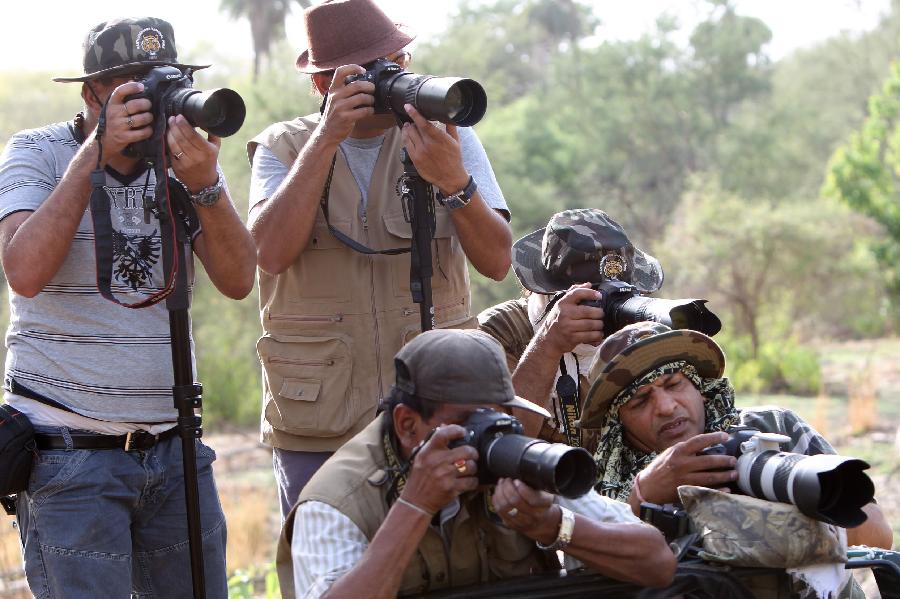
[{"xmin": 16, "ymin": 428, "xmax": 228, "ymax": 598}]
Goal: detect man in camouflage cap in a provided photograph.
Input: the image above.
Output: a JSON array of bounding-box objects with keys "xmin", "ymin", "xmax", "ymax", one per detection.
[
  {"xmin": 479, "ymin": 208, "xmax": 663, "ymax": 447},
  {"xmin": 582, "ymin": 322, "xmax": 893, "ymax": 550},
  {"xmin": 0, "ymin": 16, "xmax": 255, "ymax": 597}
]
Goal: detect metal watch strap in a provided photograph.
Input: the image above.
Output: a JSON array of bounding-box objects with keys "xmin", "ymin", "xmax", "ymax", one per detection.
[
  {"xmin": 186, "ymin": 174, "xmax": 223, "ymax": 207},
  {"xmin": 437, "ymin": 175, "xmax": 477, "ymax": 210},
  {"xmin": 536, "ymin": 505, "xmax": 576, "ymax": 551}
]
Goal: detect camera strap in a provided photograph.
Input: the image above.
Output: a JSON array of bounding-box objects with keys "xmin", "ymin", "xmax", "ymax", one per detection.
[
  {"xmin": 319, "ymin": 155, "xmax": 410, "ymax": 256},
  {"xmin": 555, "ymin": 356, "xmax": 582, "ymax": 447},
  {"xmin": 89, "ymin": 101, "xmax": 181, "ymax": 309}
]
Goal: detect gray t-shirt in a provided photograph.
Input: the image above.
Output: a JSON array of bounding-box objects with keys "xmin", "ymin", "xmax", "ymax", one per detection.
[
  {"xmin": 0, "ymin": 120, "xmax": 202, "ymax": 423},
  {"xmin": 249, "ymin": 125, "xmax": 510, "ymax": 219}
]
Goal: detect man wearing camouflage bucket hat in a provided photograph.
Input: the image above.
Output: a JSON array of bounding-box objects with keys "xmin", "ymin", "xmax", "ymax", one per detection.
[
  {"xmin": 0, "ymin": 16, "xmax": 255, "ymax": 597},
  {"xmin": 582, "ymin": 322, "xmax": 893, "ymax": 550},
  {"xmin": 479, "ymin": 208, "xmax": 663, "ymax": 447}
]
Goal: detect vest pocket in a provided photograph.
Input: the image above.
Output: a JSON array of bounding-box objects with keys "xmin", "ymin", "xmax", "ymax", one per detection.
[
  {"xmin": 286, "ymin": 222, "xmax": 352, "ymax": 303},
  {"xmin": 257, "ymin": 334, "xmax": 355, "ymax": 436},
  {"xmin": 382, "ymin": 211, "xmax": 456, "ymax": 298}
]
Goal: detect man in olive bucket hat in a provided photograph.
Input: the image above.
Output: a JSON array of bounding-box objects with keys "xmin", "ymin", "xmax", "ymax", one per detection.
[
  {"xmin": 479, "ymin": 208, "xmax": 663, "ymax": 449},
  {"xmin": 0, "ymin": 16, "xmax": 255, "ymax": 597},
  {"xmin": 581, "ymin": 321, "xmax": 892, "ymax": 548},
  {"xmin": 247, "ymin": 0, "xmax": 514, "ymax": 519}
]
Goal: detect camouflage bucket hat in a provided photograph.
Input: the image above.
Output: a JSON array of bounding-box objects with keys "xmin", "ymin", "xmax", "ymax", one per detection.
[
  {"xmin": 512, "ymin": 209, "xmax": 664, "ymax": 294},
  {"xmin": 580, "ymin": 322, "xmax": 725, "ymax": 429},
  {"xmin": 53, "ymin": 17, "xmax": 210, "ymax": 83}
]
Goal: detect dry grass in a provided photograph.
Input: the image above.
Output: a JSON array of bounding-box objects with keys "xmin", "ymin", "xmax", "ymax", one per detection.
[{"xmin": 848, "ymin": 364, "xmax": 879, "ymax": 435}]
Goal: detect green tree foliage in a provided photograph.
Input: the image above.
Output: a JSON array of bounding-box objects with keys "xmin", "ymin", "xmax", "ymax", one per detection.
[
  {"xmin": 659, "ymin": 178, "xmax": 889, "ymax": 360},
  {"xmin": 824, "ymin": 61, "xmax": 900, "ymax": 312}
]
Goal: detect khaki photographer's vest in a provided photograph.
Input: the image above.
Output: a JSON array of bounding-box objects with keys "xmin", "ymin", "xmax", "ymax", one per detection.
[
  {"xmin": 248, "ymin": 116, "xmax": 475, "ymax": 451},
  {"xmin": 276, "ymin": 418, "xmax": 559, "ymax": 598}
]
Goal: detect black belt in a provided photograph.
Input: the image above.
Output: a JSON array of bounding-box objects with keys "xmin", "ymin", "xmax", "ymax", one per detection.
[{"xmin": 35, "ymin": 427, "xmax": 179, "ymax": 451}]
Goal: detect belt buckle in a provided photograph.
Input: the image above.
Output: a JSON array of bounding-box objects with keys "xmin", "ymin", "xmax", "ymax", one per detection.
[{"xmin": 124, "ymin": 431, "xmax": 157, "ymax": 452}]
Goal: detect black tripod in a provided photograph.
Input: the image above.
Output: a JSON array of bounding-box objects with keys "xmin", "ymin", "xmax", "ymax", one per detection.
[
  {"xmin": 399, "ymin": 147, "xmax": 437, "ymax": 332},
  {"xmin": 162, "ymin": 179, "xmax": 206, "ymax": 598},
  {"xmin": 167, "ymin": 285, "xmax": 206, "ymax": 598}
]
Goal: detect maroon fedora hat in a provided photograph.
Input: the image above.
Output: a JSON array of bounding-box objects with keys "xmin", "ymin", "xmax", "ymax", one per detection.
[{"xmin": 295, "ymin": 0, "xmax": 416, "ymax": 74}]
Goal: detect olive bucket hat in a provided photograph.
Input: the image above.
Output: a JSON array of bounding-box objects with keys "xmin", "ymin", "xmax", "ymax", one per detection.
[
  {"xmin": 512, "ymin": 209, "xmax": 664, "ymax": 295},
  {"xmin": 53, "ymin": 17, "xmax": 209, "ymax": 83},
  {"xmin": 580, "ymin": 322, "xmax": 726, "ymax": 429}
]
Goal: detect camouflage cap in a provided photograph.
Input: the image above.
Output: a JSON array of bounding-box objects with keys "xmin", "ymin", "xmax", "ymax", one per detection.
[
  {"xmin": 581, "ymin": 322, "xmax": 725, "ymax": 428},
  {"xmin": 394, "ymin": 329, "xmax": 551, "ymax": 418},
  {"xmin": 53, "ymin": 17, "xmax": 210, "ymax": 83},
  {"xmin": 511, "ymin": 209, "xmax": 664, "ymax": 294}
]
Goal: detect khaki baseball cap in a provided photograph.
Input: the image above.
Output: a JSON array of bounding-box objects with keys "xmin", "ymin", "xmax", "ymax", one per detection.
[{"xmin": 394, "ymin": 329, "xmax": 551, "ymax": 418}]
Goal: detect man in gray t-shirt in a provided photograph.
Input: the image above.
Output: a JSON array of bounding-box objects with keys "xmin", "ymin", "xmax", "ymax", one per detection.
[
  {"xmin": 0, "ymin": 17, "xmax": 255, "ymax": 597},
  {"xmin": 249, "ymin": 0, "xmax": 514, "ymax": 518}
]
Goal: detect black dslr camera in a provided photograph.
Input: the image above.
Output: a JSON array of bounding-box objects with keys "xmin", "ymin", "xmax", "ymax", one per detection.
[
  {"xmin": 701, "ymin": 425, "xmax": 874, "ymax": 527},
  {"xmin": 448, "ymin": 409, "xmax": 596, "ymax": 498},
  {"xmin": 124, "ymin": 66, "xmax": 246, "ymax": 158},
  {"xmin": 580, "ymin": 280, "xmax": 721, "ymax": 337},
  {"xmin": 344, "ymin": 58, "xmax": 487, "ymax": 126}
]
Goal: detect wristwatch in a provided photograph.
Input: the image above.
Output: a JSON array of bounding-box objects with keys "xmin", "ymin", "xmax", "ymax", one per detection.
[
  {"xmin": 437, "ymin": 175, "xmax": 477, "ymax": 211},
  {"xmin": 185, "ymin": 174, "xmax": 223, "ymax": 207},
  {"xmin": 536, "ymin": 505, "xmax": 575, "ymax": 551}
]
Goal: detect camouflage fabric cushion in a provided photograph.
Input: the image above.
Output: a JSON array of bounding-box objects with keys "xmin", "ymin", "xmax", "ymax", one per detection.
[
  {"xmin": 679, "ymin": 485, "xmax": 847, "ymax": 569},
  {"xmin": 53, "ymin": 17, "xmax": 210, "ymax": 83},
  {"xmin": 511, "ymin": 209, "xmax": 663, "ymax": 294}
]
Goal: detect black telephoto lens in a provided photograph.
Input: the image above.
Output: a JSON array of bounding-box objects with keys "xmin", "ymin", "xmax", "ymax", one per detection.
[
  {"xmin": 608, "ymin": 296, "xmax": 722, "ymax": 337},
  {"xmin": 385, "ymin": 74, "xmax": 487, "ymax": 126},
  {"xmin": 171, "ymin": 88, "xmax": 247, "ymax": 137},
  {"xmin": 485, "ymin": 435, "xmax": 596, "ymax": 498}
]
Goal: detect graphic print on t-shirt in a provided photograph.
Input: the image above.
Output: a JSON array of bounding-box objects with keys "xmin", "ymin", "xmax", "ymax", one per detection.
[{"xmin": 112, "ymin": 229, "xmax": 161, "ymax": 290}]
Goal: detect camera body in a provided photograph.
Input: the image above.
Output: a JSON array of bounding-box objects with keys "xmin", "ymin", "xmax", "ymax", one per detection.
[
  {"xmin": 449, "ymin": 408, "xmax": 596, "ymax": 498},
  {"xmin": 578, "ymin": 279, "xmax": 721, "ymax": 337},
  {"xmin": 124, "ymin": 66, "xmax": 246, "ymax": 159},
  {"xmin": 701, "ymin": 425, "xmax": 874, "ymax": 527},
  {"xmin": 344, "ymin": 58, "xmax": 405, "ymax": 115},
  {"xmin": 343, "ymin": 58, "xmax": 487, "ymax": 127},
  {"xmin": 639, "ymin": 502, "xmax": 692, "ymax": 542}
]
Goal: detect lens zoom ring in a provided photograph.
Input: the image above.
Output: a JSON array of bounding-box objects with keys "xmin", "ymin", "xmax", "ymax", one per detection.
[
  {"xmin": 747, "ymin": 451, "xmax": 778, "ymax": 500},
  {"xmin": 772, "ymin": 454, "xmax": 805, "ymax": 503}
]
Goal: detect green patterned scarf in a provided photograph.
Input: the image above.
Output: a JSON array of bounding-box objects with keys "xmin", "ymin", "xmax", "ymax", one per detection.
[{"xmin": 593, "ymin": 361, "xmax": 739, "ymax": 502}]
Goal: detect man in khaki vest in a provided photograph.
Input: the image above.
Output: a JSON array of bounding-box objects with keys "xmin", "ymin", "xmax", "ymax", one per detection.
[
  {"xmin": 247, "ymin": 0, "xmax": 513, "ymax": 517},
  {"xmin": 479, "ymin": 209, "xmax": 663, "ymax": 449},
  {"xmin": 278, "ymin": 329, "xmax": 676, "ymax": 598}
]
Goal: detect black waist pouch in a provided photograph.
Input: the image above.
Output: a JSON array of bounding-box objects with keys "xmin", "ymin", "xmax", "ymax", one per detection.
[{"xmin": 0, "ymin": 404, "xmax": 35, "ymax": 496}]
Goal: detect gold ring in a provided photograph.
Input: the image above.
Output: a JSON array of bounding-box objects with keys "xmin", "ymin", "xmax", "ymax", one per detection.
[
  {"xmin": 507, "ymin": 507, "xmax": 519, "ymax": 518},
  {"xmin": 174, "ymin": 151, "xmax": 185, "ymax": 160},
  {"xmin": 453, "ymin": 459, "xmax": 467, "ymax": 475},
  {"xmin": 127, "ymin": 117, "xmax": 135, "ymax": 129}
]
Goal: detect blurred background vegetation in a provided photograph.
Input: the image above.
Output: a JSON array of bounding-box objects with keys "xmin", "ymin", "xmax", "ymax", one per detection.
[{"xmin": 0, "ymin": 0, "xmax": 899, "ymax": 424}]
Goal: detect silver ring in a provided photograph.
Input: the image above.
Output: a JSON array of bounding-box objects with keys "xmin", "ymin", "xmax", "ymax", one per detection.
[
  {"xmin": 174, "ymin": 151, "xmax": 185, "ymax": 160},
  {"xmin": 507, "ymin": 507, "xmax": 519, "ymax": 518},
  {"xmin": 127, "ymin": 117, "xmax": 135, "ymax": 129}
]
